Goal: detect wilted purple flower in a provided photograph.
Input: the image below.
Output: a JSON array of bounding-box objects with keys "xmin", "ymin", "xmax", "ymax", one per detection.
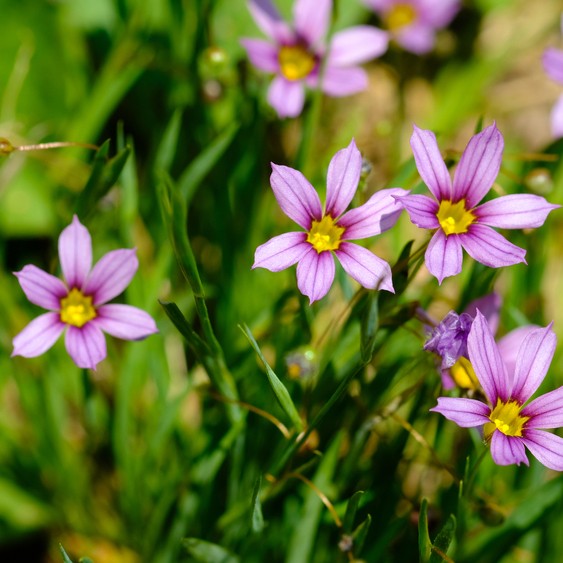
[
  {"xmin": 241, "ymin": 0, "xmax": 388, "ymax": 118},
  {"xmin": 12, "ymin": 216, "xmax": 158, "ymax": 370},
  {"xmin": 425, "ymin": 310, "xmax": 473, "ymax": 369},
  {"xmin": 431, "ymin": 311, "xmax": 563, "ymax": 471},
  {"xmin": 362, "ymin": 0, "xmax": 460, "ymax": 54},
  {"xmin": 543, "ymin": 17, "xmax": 563, "ymax": 137},
  {"xmin": 396, "ymin": 123, "xmax": 560, "ymax": 283},
  {"xmin": 252, "ymin": 139, "xmax": 407, "ymax": 303}
]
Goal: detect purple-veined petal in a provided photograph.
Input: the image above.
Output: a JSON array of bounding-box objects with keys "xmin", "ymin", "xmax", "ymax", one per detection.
[
  {"xmin": 12, "ymin": 312, "xmax": 65, "ymax": 358},
  {"xmin": 296, "ymin": 247, "xmax": 335, "ymax": 303},
  {"xmin": 58, "ymin": 215, "xmax": 92, "ymax": 289},
  {"xmin": 510, "ymin": 324, "xmax": 556, "ymax": 404},
  {"xmin": 410, "ymin": 125, "xmax": 452, "ymax": 201},
  {"xmin": 543, "ymin": 47, "xmax": 563, "ymax": 84},
  {"xmin": 14, "ymin": 265, "xmax": 68, "ymax": 311},
  {"xmin": 522, "ymin": 430, "xmax": 563, "ymax": 471},
  {"xmin": 551, "ymin": 95, "xmax": 563, "ymax": 139},
  {"xmin": 270, "ymin": 163, "xmax": 322, "ymax": 230},
  {"xmin": 522, "ymin": 386, "xmax": 563, "ymax": 429},
  {"xmin": 240, "ymin": 38, "xmax": 280, "ymax": 73},
  {"xmin": 328, "ymin": 26, "xmax": 388, "ymax": 66},
  {"xmin": 430, "ymin": 397, "xmax": 491, "ymax": 427},
  {"xmin": 335, "ymin": 242, "xmax": 393, "ymax": 292},
  {"xmin": 94, "ymin": 304, "xmax": 158, "ymax": 340},
  {"xmin": 395, "ymin": 25, "xmax": 435, "ymax": 55},
  {"xmin": 497, "ymin": 325, "xmax": 539, "ymax": 377},
  {"xmin": 395, "ymin": 193, "xmax": 439, "ymax": 229},
  {"xmin": 467, "ymin": 310, "xmax": 508, "ymax": 405},
  {"xmin": 267, "ymin": 75, "xmax": 306, "ymax": 118},
  {"xmin": 293, "ymin": 0, "xmax": 331, "ymax": 46},
  {"xmin": 65, "ymin": 323, "xmax": 107, "ymax": 370},
  {"xmin": 248, "ymin": 0, "xmax": 292, "ymax": 43},
  {"xmin": 339, "ymin": 188, "xmax": 409, "ymax": 239},
  {"xmin": 318, "ymin": 65, "xmax": 368, "ymax": 96},
  {"xmin": 425, "ymin": 230, "xmax": 462, "ymax": 284},
  {"xmin": 463, "ymin": 292, "xmax": 501, "ymax": 334},
  {"xmin": 475, "ymin": 194, "xmax": 560, "ymax": 229},
  {"xmin": 83, "ymin": 249, "xmax": 138, "ymax": 306},
  {"xmin": 459, "ymin": 224, "xmax": 526, "ymax": 268},
  {"xmin": 325, "ymin": 139, "xmax": 362, "ymax": 218},
  {"xmin": 490, "ymin": 432, "xmax": 529, "ymax": 466},
  {"xmin": 253, "ymin": 232, "xmax": 310, "ymax": 271},
  {"xmin": 452, "ymin": 123, "xmax": 503, "ymax": 207},
  {"xmin": 441, "ymin": 368, "xmax": 456, "ymax": 390}
]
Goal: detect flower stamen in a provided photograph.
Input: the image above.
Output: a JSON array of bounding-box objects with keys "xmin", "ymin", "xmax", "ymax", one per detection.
[
  {"xmin": 487, "ymin": 399, "xmax": 529, "ymax": 437},
  {"xmin": 60, "ymin": 288, "xmax": 97, "ymax": 328},
  {"xmin": 278, "ymin": 45, "xmax": 316, "ymax": 81},
  {"xmin": 386, "ymin": 4, "xmax": 417, "ymax": 31},
  {"xmin": 436, "ymin": 199, "xmax": 476, "ymax": 235},
  {"xmin": 306, "ymin": 216, "xmax": 345, "ymax": 253}
]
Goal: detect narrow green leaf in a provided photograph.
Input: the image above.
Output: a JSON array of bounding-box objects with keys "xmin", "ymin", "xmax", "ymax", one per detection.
[
  {"xmin": 430, "ymin": 514, "xmax": 456, "ymax": 563},
  {"xmin": 418, "ymin": 498, "xmax": 432, "ymax": 563},
  {"xmin": 59, "ymin": 545, "xmax": 74, "ymax": 563},
  {"xmin": 240, "ymin": 323, "xmax": 303, "ymax": 432},
  {"xmin": 178, "ymin": 122, "xmax": 239, "ymax": 205},
  {"xmin": 343, "ymin": 490, "xmax": 365, "ymax": 534},
  {"xmin": 360, "ymin": 292, "xmax": 379, "ymax": 363},
  {"xmin": 352, "ymin": 513, "xmax": 372, "ymax": 555},
  {"xmin": 391, "ymin": 240, "xmax": 414, "ymax": 297},
  {"xmin": 155, "ymin": 108, "xmax": 183, "ymax": 173},
  {"xmin": 159, "ymin": 300, "xmax": 210, "ymax": 357},
  {"xmin": 250, "ymin": 476, "xmax": 265, "ymax": 533},
  {"xmin": 182, "ymin": 538, "xmax": 240, "ymax": 563}
]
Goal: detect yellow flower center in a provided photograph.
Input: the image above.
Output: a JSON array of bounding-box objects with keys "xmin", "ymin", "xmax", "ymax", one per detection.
[
  {"xmin": 386, "ymin": 4, "xmax": 417, "ymax": 31},
  {"xmin": 484, "ymin": 399, "xmax": 529, "ymax": 439},
  {"xmin": 278, "ymin": 45, "xmax": 316, "ymax": 81},
  {"xmin": 450, "ymin": 357, "xmax": 479, "ymax": 390},
  {"xmin": 60, "ymin": 288, "xmax": 97, "ymax": 328},
  {"xmin": 436, "ymin": 200, "xmax": 476, "ymax": 235},
  {"xmin": 306, "ymin": 215, "xmax": 345, "ymax": 253}
]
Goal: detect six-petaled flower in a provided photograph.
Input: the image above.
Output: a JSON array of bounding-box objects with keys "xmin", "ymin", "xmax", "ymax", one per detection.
[
  {"xmin": 252, "ymin": 139, "xmax": 407, "ymax": 303},
  {"xmin": 241, "ymin": 0, "xmax": 388, "ymax": 117},
  {"xmin": 12, "ymin": 216, "xmax": 158, "ymax": 370}
]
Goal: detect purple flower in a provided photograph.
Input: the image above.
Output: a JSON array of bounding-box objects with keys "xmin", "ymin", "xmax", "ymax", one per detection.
[
  {"xmin": 252, "ymin": 139, "xmax": 408, "ymax": 303},
  {"xmin": 241, "ymin": 0, "xmax": 388, "ymax": 117},
  {"xmin": 431, "ymin": 311, "xmax": 563, "ymax": 471},
  {"xmin": 424, "ymin": 310, "xmax": 473, "ymax": 369},
  {"xmin": 543, "ymin": 17, "xmax": 563, "ymax": 138},
  {"xmin": 362, "ymin": 0, "xmax": 460, "ymax": 54},
  {"xmin": 396, "ymin": 123, "xmax": 560, "ymax": 283},
  {"xmin": 12, "ymin": 216, "xmax": 158, "ymax": 370}
]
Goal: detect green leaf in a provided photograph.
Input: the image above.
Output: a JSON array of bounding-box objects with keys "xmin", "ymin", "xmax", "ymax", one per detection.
[
  {"xmin": 250, "ymin": 476, "xmax": 265, "ymax": 533},
  {"xmin": 391, "ymin": 240, "xmax": 414, "ymax": 297},
  {"xmin": 430, "ymin": 514, "xmax": 456, "ymax": 563},
  {"xmin": 418, "ymin": 498, "xmax": 432, "ymax": 563},
  {"xmin": 154, "ymin": 108, "xmax": 183, "ymax": 173},
  {"xmin": 352, "ymin": 513, "xmax": 372, "ymax": 555},
  {"xmin": 182, "ymin": 538, "xmax": 240, "ymax": 563},
  {"xmin": 75, "ymin": 140, "xmax": 130, "ymax": 218},
  {"xmin": 59, "ymin": 545, "xmax": 74, "ymax": 563},
  {"xmin": 360, "ymin": 292, "xmax": 379, "ymax": 363},
  {"xmin": 239, "ymin": 323, "xmax": 303, "ymax": 432},
  {"xmin": 343, "ymin": 490, "xmax": 365, "ymax": 534},
  {"xmin": 159, "ymin": 300, "xmax": 210, "ymax": 357}
]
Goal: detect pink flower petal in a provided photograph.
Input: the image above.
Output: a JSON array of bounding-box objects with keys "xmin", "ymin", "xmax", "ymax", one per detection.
[
  {"xmin": 452, "ymin": 123, "xmax": 503, "ymax": 208},
  {"xmin": 339, "ymin": 188, "xmax": 409, "ymax": 239},
  {"xmin": 335, "ymin": 242, "xmax": 393, "ymax": 292},
  {"xmin": 497, "ymin": 325, "xmax": 539, "ymax": 376},
  {"xmin": 14, "ymin": 265, "xmax": 67, "ymax": 311},
  {"xmin": 293, "ymin": 0, "xmax": 330, "ymax": 46},
  {"xmin": 467, "ymin": 310, "xmax": 508, "ymax": 405},
  {"xmin": 395, "ymin": 193, "xmax": 439, "ymax": 229},
  {"xmin": 430, "ymin": 397, "xmax": 491, "ymax": 427},
  {"xmin": 270, "ymin": 163, "xmax": 322, "ymax": 230},
  {"xmin": 410, "ymin": 125, "xmax": 452, "ymax": 201},
  {"xmin": 418, "ymin": 0, "xmax": 460, "ymax": 27},
  {"xmin": 551, "ymin": 95, "xmax": 563, "ymax": 138},
  {"xmin": 94, "ymin": 304, "xmax": 158, "ymax": 340},
  {"xmin": 248, "ymin": 0, "xmax": 292, "ymax": 43},
  {"xmin": 328, "ymin": 26, "xmax": 388, "ymax": 66},
  {"xmin": 83, "ymin": 249, "xmax": 139, "ymax": 306},
  {"xmin": 425, "ymin": 230, "xmax": 462, "ymax": 284},
  {"xmin": 490, "ymin": 432, "xmax": 529, "ymax": 466},
  {"xmin": 12, "ymin": 312, "xmax": 65, "ymax": 358},
  {"xmin": 522, "ymin": 430, "xmax": 563, "ymax": 471},
  {"xmin": 318, "ymin": 66, "xmax": 368, "ymax": 97},
  {"xmin": 510, "ymin": 324, "xmax": 556, "ymax": 404},
  {"xmin": 325, "ymin": 139, "xmax": 362, "ymax": 218},
  {"xmin": 296, "ymin": 247, "xmax": 335, "ymax": 303},
  {"xmin": 241, "ymin": 38, "xmax": 280, "ymax": 73},
  {"xmin": 464, "ymin": 292, "xmax": 502, "ymax": 334},
  {"xmin": 65, "ymin": 323, "xmax": 107, "ymax": 370},
  {"xmin": 543, "ymin": 47, "xmax": 563, "ymax": 84},
  {"xmin": 522, "ymin": 386, "xmax": 563, "ymax": 429},
  {"xmin": 253, "ymin": 232, "xmax": 310, "ymax": 271},
  {"xmin": 475, "ymin": 194, "xmax": 560, "ymax": 229},
  {"xmin": 267, "ymin": 75, "xmax": 306, "ymax": 118},
  {"xmin": 58, "ymin": 215, "xmax": 92, "ymax": 289},
  {"xmin": 459, "ymin": 224, "xmax": 526, "ymax": 268},
  {"xmin": 395, "ymin": 24, "xmax": 435, "ymax": 55}
]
